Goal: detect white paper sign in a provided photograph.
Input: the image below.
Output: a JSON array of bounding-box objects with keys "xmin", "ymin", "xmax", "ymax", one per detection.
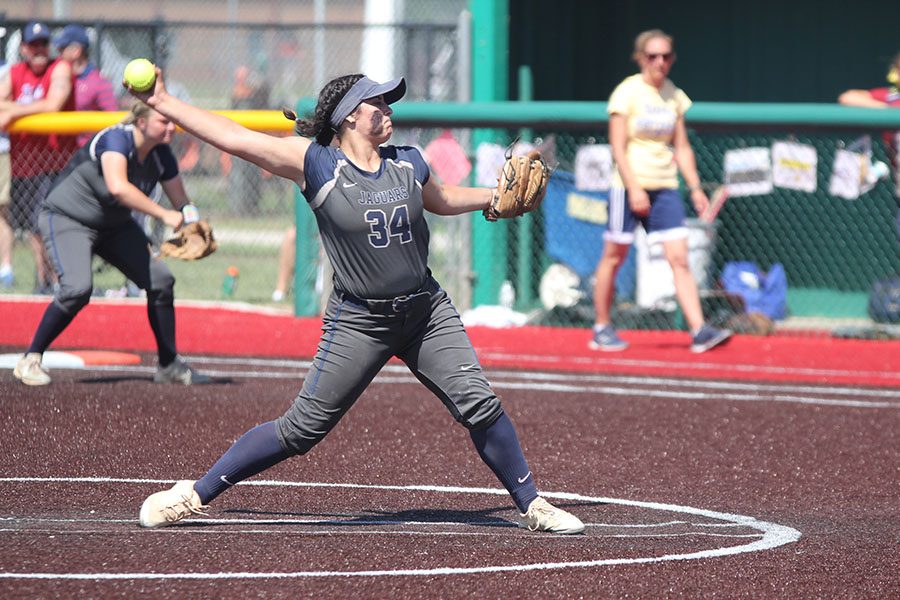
[
  {"xmin": 828, "ymin": 149, "xmax": 888, "ymax": 200},
  {"xmin": 772, "ymin": 141, "xmax": 817, "ymax": 192},
  {"xmin": 574, "ymin": 144, "xmax": 613, "ymax": 191},
  {"xmin": 724, "ymin": 147, "xmax": 773, "ymax": 197},
  {"xmin": 829, "ymin": 149, "xmax": 863, "ymax": 200}
]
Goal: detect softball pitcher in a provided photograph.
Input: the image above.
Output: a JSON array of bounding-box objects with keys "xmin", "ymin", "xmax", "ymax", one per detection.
[{"xmin": 133, "ymin": 70, "xmax": 583, "ymax": 534}]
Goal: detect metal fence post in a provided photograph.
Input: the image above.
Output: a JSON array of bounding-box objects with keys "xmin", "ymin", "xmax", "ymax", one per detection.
[
  {"xmin": 292, "ymin": 190, "xmax": 320, "ymax": 317},
  {"xmin": 515, "ymin": 63, "xmax": 535, "ymax": 310},
  {"xmin": 469, "ymin": 0, "xmax": 509, "ymax": 307}
]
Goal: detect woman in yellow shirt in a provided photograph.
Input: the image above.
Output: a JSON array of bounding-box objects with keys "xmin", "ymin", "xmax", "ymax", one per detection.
[{"xmin": 590, "ymin": 29, "xmax": 732, "ymax": 353}]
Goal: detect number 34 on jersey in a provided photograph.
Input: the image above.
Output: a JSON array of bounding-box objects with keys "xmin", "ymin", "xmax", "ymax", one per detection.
[{"xmin": 365, "ymin": 205, "xmax": 412, "ymax": 248}]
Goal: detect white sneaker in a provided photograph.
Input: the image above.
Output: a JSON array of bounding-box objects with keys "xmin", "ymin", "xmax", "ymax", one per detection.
[
  {"xmin": 139, "ymin": 480, "xmax": 208, "ymax": 528},
  {"xmin": 518, "ymin": 497, "xmax": 585, "ymax": 534},
  {"xmin": 13, "ymin": 353, "xmax": 51, "ymax": 386}
]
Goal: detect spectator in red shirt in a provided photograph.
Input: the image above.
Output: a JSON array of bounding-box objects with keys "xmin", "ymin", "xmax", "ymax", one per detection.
[
  {"xmin": 0, "ymin": 21, "xmax": 76, "ymax": 294},
  {"xmin": 54, "ymin": 24, "xmax": 118, "ymax": 147},
  {"xmin": 839, "ymin": 52, "xmax": 900, "ymax": 109}
]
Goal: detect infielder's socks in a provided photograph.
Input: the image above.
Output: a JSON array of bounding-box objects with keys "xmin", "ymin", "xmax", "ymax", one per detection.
[
  {"xmin": 147, "ymin": 289, "xmax": 177, "ymax": 366},
  {"xmin": 193, "ymin": 421, "xmax": 290, "ymax": 503},
  {"xmin": 28, "ymin": 302, "xmax": 77, "ymax": 354},
  {"xmin": 469, "ymin": 411, "xmax": 539, "ymax": 513}
]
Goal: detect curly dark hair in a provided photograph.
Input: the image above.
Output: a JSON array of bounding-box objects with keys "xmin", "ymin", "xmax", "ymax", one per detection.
[{"xmin": 282, "ymin": 73, "xmax": 364, "ymax": 146}]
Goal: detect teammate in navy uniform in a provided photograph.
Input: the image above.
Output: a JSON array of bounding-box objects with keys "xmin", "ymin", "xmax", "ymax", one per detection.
[
  {"xmin": 12, "ymin": 101, "xmax": 209, "ymax": 386},
  {"xmin": 135, "ymin": 70, "xmax": 584, "ymax": 534}
]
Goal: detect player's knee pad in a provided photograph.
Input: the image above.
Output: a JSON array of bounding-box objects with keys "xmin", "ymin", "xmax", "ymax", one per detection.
[
  {"xmin": 275, "ymin": 391, "xmax": 348, "ymax": 456},
  {"xmin": 146, "ymin": 287, "xmax": 174, "ymax": 307},
  {"xmin": 428, "ymin": 370, "xmax": 504, "ymax": 429},
  {"xmin": 458, "ymin": 394, "xmax": 504, "ymax": 430},
  {"xmin": 146, "ymin": 264, "xmax": 175, "ymax": 306},
  {"xmin": 274, "ymin": 413, "xmax": 325, "ymax": 457},
  {"xmin": 147, "ymin": 261, "xmax": 175, "ymax": 298},
  {"xmin": 54, "ymin": 286, "xmax": 91, "ymax": 314}
]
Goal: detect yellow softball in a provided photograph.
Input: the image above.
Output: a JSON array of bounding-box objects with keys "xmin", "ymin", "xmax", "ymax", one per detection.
[{"xmin": 123, "ymin": 58, "xmax": 157, "ymax": 93}]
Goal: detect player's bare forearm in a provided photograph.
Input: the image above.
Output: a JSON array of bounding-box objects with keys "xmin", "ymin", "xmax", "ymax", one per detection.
[
  {"xmin": 423, "ymin": 179, "xmax": 492, "ymax": 215},
  {"xmin": 112, "ymin": 183, "xmax": 168, "ymax": 218},
  {"xmin": 160, "ymin": 177, "xmax": 193, "ymax": 212},
  {"xmin": 151, "ymin": 91, "xmax": 250, "ymax": 155},
  {"xmin": 146, "ymin": 88, "xmax": 307, "ymax": 183}
]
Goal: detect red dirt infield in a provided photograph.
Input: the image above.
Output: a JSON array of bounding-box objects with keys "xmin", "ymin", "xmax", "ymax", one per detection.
[{"xmin": 1, "ymin": 296, "xmax": 898, "ymax": 597}]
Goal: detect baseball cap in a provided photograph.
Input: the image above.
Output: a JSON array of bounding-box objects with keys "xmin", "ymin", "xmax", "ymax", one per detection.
[
  {"xmin": 54, "ymin": 24, "xmax": 90, "ymax": 49},
  {"xmin": 329, "ymin": 76, "xmax": 406, "ymax": 129},
  {"xmin": 22, "ymin": 21, "xmax": 51, "ymax": 44}
]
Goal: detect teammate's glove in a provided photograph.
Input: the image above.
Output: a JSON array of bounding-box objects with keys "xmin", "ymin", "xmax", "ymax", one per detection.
[
  {"xmin": 160, "ymin": 220, "xmax": 218, "ymax": 260},
  {"xmin": 483, "ymin": 150, "xmax": 550, "ymax": 221}
]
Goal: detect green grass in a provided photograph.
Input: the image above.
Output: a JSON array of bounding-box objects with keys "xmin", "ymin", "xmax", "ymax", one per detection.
[
  {"xmin": 4, "ymin": 240, "xmax": 285, "ymax": 306},
  {"xmin": 1, "ymin": 171, "xmax": 302, "ymax": 306},
  {"xmin": 167, "ymin": 248, "xmax": 282, "ymax": 304},
  {"xmin": 185, "ymin": 174, "xmax": 295, "ymax": 226}
]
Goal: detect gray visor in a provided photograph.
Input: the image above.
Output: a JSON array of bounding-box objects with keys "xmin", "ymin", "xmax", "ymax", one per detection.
[{"xmin": 329, "ymin": 76, "xmax": 406, "ymax": 129}]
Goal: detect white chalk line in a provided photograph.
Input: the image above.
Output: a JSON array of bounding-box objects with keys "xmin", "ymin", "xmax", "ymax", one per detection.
[
  {"xmin": 1, "ymin": 515, "xmax": 761, "ymax": 538},
  {"xmin": 0, "ymin": 516, "xmax": 747, "ymax": 530},
  {"xmin": 0, "ymin": 477, "xmax": 800, "ymax": 580},
  {"xmin": 34, "ymin": 350, "xmax": 900, "ymax": 391},
  {"xmin": 0, "ymin": 527, "xmax": 763, "ymax": 541},
  {"xmin": 82, "ymin": 360, "xmax": 900, "ymax": 409},
  {"xmin": 178, "ymin": 357, "xmax": 900, "ymax": 398}
]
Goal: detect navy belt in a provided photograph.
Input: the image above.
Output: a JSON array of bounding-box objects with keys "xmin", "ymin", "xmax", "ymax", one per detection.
[{"xmin": 340, "ymin": 280, "xmax": 435, "ymax": 315}]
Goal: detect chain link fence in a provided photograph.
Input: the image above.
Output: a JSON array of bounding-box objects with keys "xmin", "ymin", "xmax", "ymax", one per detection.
[
  {"xmin": 492, "ymin": 125, "xmax": 899, "ymax": 338},
  {"xmin": 1, "ymin": 3, "xmax": 466, "ymax": 305},
  {"xmin": 3, "ymin": 5, "xmax": 899, "ymax": 339}
]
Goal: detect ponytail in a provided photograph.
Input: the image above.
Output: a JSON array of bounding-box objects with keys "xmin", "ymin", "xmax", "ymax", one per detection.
[
  {"xmin": 121, "ymin": 99, "xmax": 153, "ymax": 125},
  {"xmin": 283, "ymin": 73, "xmax": 364, "ymax": 146}
]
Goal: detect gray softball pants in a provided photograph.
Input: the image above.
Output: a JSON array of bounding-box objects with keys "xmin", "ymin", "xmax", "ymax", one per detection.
[
  {"xmin": 39, "ymin": 210, "xmax": 175, "ymax": 315},
  {"xmin": 276, "ymin": 277, "xmax": 503, "ymax": 455}
]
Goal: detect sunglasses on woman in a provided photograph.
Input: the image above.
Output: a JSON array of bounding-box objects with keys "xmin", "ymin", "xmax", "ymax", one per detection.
[{"xmin": 645, "ymin": 52, "xmax": 674, "ymax": 62}]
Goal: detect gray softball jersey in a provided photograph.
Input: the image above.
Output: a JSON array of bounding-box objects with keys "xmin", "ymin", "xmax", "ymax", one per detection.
[
  {"xmin": 44, "ymin": 124, "xmax": 178, "ymax": 229},
  {"xmin": 302, "ymin": 143, "xmax": 430, "ymax": 299}
]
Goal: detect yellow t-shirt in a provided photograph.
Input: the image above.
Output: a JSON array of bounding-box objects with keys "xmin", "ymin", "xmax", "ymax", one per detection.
[{"xmin": 607, "ymin": 73, "xmax": 692, "ymax": 190}]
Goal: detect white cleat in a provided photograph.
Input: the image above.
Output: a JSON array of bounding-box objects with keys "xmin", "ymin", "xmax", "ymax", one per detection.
[
  {"xmin": 13, "ymin": 352, "xmax": 51, "ymax": 386},
  {"xmin": 518, "ymin": 497, "xmax": 585, "ymax": 534},
  {"xmin": 139, "ymin": 480, "xmax": 208, "ymax": 528}
]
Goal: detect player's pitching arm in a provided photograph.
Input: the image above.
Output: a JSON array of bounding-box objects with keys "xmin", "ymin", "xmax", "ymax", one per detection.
[
  {"xmin": 127, "ymin": 68, "xmax": 311, "ymax": 189},
  {"xmin": 422, "ymin": 176, "xmax": 493, "ymax": 216}
]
